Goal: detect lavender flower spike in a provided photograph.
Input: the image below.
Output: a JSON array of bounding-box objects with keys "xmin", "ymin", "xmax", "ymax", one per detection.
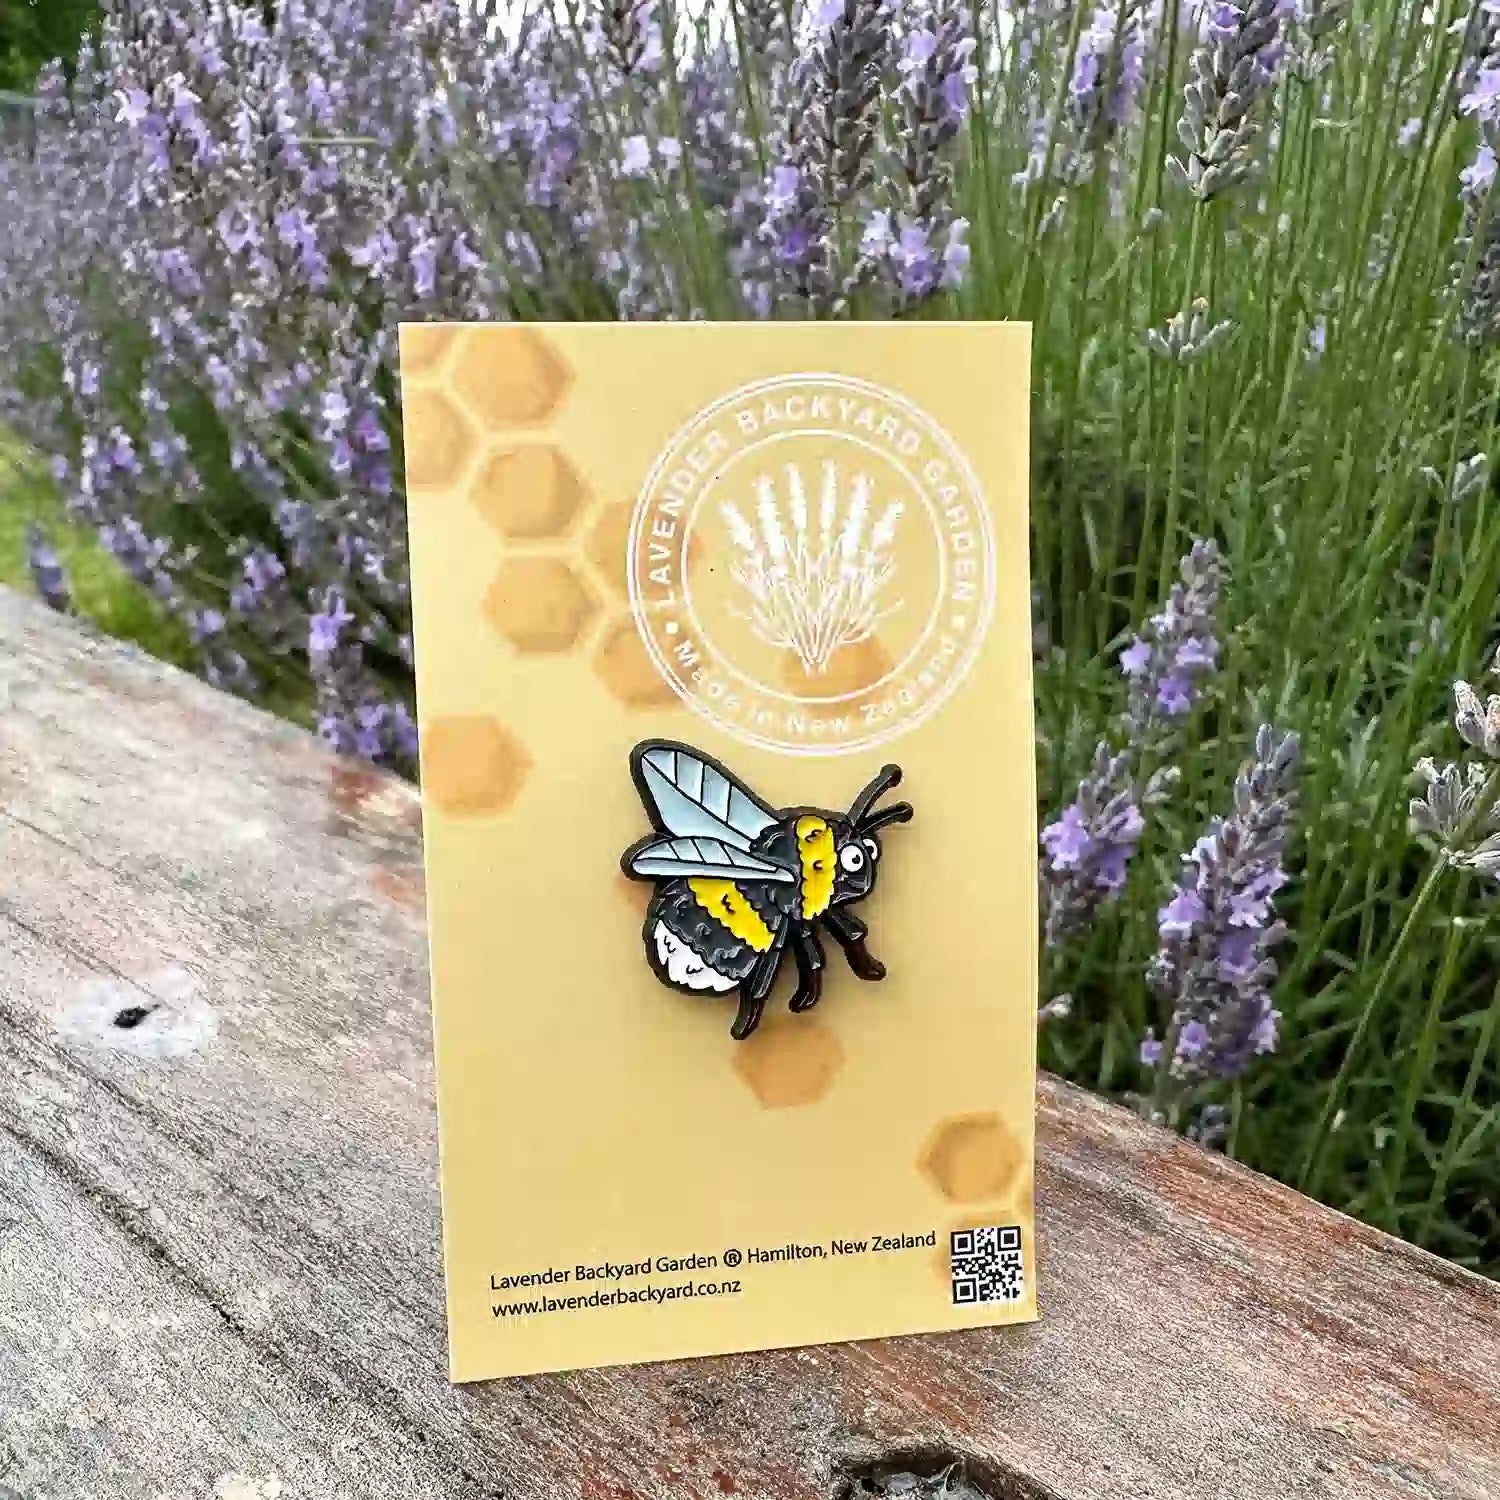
[
  {"xmin": 1069, "ymin": 0, "xmax": 1148, "ymax": 156},
  {"xmin": 1042, "ymin": 742, "xmax": 1169, "ymax": 947},
  {"xmin": 1169, "ymin": 0, "xmax": 1287, "ymax": 201},
  {"xmin": 1408, "ymin": 670, "xmax": 1500, "ymax": 876},
  {"xmin": 1453, "ymin": 677, "xmax": 1500, "ymax": 758},
  {"xmin": 894, "ymin": 0, "xmax": 976, "ymax": 222},
  {"xmin": 859, "ymin": 0, "xmax": 978, "ymax": 305},
  {"xmin": 25, "ymin": 525, "xmax": 71, "ymax": 614},
  {"xmin": 598, "ymin": 2, "xmax": 660, "ymax": 76},
  {"xmin": 1121, "ymin": 538, "xmax": 1223, "ymax": 749},
  {"xmin": 1145, "ymin": 298, "xmax": 1235, "ymax": 363},
  {"xmin": 1455, "ymin": 9, "xmax": 1500, "ymax": 349},
  {"xmin": 764, "ymin": 0, "xmax": 892, "ymax": 311},
  {"xmin": 1409, "ymin": 758, "xmax": 1500, "ymax": 877},
  {"xmin": 1456, "ymin": 193, "xmax": 1500, "ymax": 347},
  {"xmin": 1145, "ymin": 726, "xmax": 1300, "ymax": 1086}
]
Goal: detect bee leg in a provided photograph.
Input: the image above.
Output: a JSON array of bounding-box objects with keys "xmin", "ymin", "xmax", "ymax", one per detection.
[
  {"xmin": 788, "ymin": 925, "xmax": 825, "ymax": 1012},
  {"xmin": 824, "ymin": 908, "xmax": 886, "ymax": 981},
  {"xmin": 731, "ymin": 992, "xmax": 765, "ymax": 1040},
  {"xmin": 731, "ymin": 947, "xmax": 782, "ymax": 1040}
]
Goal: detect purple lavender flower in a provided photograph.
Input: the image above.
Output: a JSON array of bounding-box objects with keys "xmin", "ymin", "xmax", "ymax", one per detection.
[
  {"xmin": 598, "ymin": 2, "xmax": 661, "ymax": 76},
  {"xmin": 1121, "ymin": 539, "xmax": 1224, "ymax": 749},
  {"xmin": 620, "ymin": 134, "xmax": 653, "ymax": 177},
  {"xmin": 1459, "ymin": 0, "xmax": 1500, "ymax": 125},
  {"xmin": 1144, "ymin": 726, "xmax": 1300, "ymax": 1087},
  {"xmin": 0, "ymin": 0, "xmax": 518, "ymax": 771},
  {"xmin": 1042, "ymin": 743, "xmax": 1151, "ymax": 947},
  {"xmin": 1041, "ymin": 543, "xmax": 1220, "ymax": 946},
  {"xmin": 308, "ymin": 588, "xmax": 354, "ymax": 660},
  {"xmin": 1187, "ymin": 1102, "xmax": 1232, "ymax": 1149},
  {"xmin": 1456, "ymin": 135, "xmax": 1500, "ymax": 345},
  {"xmin": 876, "ymin": 0, "xmax": 975, "ymax": 303},
  {"xmin": 1408, "ymin": 670, "xmax": 1500, "ymax": 878},
  {"xmin": 762, "ymin": 0, "xmax": 892, "ymax": 312},
  {"xmin": 1069, "ymin": 0, "xmax": 1147, "ymax": 151},
  {"xmin": 25, "ymin": 525, "xmax": 71, "ymax": 614},
  {"xmin": 1169, "ymin": 0, "xmax": 1288, "ymax": 200},
  {"xmin": 1454, "ymin": 0, "xmax": 1500, "ymax": 349}
]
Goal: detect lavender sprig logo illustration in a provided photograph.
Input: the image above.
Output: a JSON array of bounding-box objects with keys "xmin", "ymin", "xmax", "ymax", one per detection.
[{"xmin": 720, "ymin": 461, "xmax": 904, "ymax": 676}]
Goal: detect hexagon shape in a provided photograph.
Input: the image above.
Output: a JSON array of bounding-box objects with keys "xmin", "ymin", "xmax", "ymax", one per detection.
[
  {"xmin": 485, "ymin": 558, "xmax": 598, "ymax": 653},
  {"xmin": 919, "ymin": 1112, "xmax": 1024, "ymax": 1204},
  {"xmin": 732, "ymin": 1017, "xmax": 844, "ymax": 1108},
  {"xmin": 421, "ymin": 715, "xmax": 531, "ymax": 817},
  {"xmin": 592, "ymin": 504, "xmax": 706, "ymax": 598},
  {"xmin": 402, "ymin": 388, "xmax": 476, "ymax": 491},
  {"xmin": 473, "ymin": 446, "xmax": 588, "ymax": 541},
  {"xmin": 453, "ymin": 327, "xmax": 570, "ymax": 428},
  {"xmin": 594, "ymin": 615, "xmax": 677, "ymax": 708},
  {"xmin": 399, "ymin": 323, "xmax": 459, "ymax": 379},
  {"xmin": 586, "ymin": 502, "xmax": 632, "ymax": 598},
  {"xmin": 781, "ymin": 636, "xmax": 893, "ymax": 700}
]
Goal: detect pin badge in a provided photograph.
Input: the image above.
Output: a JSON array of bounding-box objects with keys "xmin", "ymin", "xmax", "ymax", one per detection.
[{"xmin": 620, "ymin": 739, "xmax": 914, "ymax": 1040}]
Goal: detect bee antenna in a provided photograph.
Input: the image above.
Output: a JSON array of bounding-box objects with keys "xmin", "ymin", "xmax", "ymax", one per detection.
[
  {"xmin": 848, "ymin": 764, "xmax": 903, "ymax": 828},
  {"xmin": 859, "ymin": 801, "xmax": 913, "ymax": 834}
]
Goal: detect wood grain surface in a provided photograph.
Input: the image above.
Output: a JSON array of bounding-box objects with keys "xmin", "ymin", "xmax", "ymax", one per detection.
[{"xmin": 1, "ymin": 587, "xmax": 1497, "ymax": 1500}]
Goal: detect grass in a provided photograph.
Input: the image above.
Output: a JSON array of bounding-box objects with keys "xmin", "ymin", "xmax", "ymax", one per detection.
[{"xmin": 0, "ymin": 429, "xmax": 193, "ymax": 663}]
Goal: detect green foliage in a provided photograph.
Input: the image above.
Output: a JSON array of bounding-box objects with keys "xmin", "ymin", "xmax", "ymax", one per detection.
[
  {"xmin": 0, "ymin": 433, "xmax": 195, "ymax": 663},
  {"xmin": 984, "ymin": 6, "xmax": 1500, "ymax": 1272},
  {"xmin": 0, "ymin": 0, "xmax": 98, "ymax": 89}
]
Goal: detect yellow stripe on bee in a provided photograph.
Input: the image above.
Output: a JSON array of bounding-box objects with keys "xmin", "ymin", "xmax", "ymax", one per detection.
[
  {"xmin": 796, "ymin": 815, "xmax": 835, "ymax": 919},
  {"xmin": 688, "ymin": 879, "xmax": 776, "ymax": 952}
]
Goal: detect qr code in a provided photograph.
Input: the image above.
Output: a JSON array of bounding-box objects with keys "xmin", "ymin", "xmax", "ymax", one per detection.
[{"xmin": 950, "ymin": 1225, "xmax": 1025, "ymax": 1305}]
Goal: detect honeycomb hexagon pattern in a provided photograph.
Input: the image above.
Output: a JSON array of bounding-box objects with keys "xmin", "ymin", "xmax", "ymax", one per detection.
[
  {"xmin": 403, "ymin": 388, "xmax": 478, "ymax": 491},
  {"xmin": 473, "ymin": 446, "xmax": 588, "ymax": 541},
  {"xmin": 594, "ymin": 615, "xmax": 679, "ymax": 709},
  {"xmin": 400, "ymin": 324, "xmax": 460, "ymax": 380},
  {"xmin": 780, "ymin": 636, "xmax": 894, "ymax": 702},
  {"xmin": 919, "ymin": 1112, "xmax": 1024, "ymax": 1203},
  {"xmin": 732, "ymin": 1017, "xmax": 845, "ymax": 1108},
  {"xmin": 585, "ymin": 502, "xmax": 632, "ymax": 599},
  {"xmin": 452, "ymin": 326, "xmax": 571, "ymax": 428},
  {"xmin": 485, "ymin": 558, "xmax": 599, "ymax": 653},
  {"xmin": 422, "ymin": 716, "xmax": 531, "ymax": 817}
]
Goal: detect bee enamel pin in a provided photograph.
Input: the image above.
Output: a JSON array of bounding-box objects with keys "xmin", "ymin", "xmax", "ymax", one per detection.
[{"xmin": 621, "ymin": 739, "xmax": 913, "ymax": 1040}]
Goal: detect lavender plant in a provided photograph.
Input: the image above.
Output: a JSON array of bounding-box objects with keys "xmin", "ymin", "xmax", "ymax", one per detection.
[
  {"xmin": 1040, "ymin": 539, "xmax": 1222, "ymax": 949},
  {"xmin": 1169, "ymin": 0, "xmax": 1287, "ymax": 202},
  {"xmin": 866, "ymin": 0, "xmax": 977, "ymax": 303},
  {"xmin": 24, "ymin": 525, "xmax": 71, "ymax": 614},
  {"xmin": 762, "ymin": 0, "xmax": 894, "ymax": 311},
  {"xmin": 1141, "ymin": 726, "xmax": 1299, "ymax": 1112}
]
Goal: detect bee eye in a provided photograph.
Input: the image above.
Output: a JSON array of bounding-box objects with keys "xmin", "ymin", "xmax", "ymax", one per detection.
[
  {"xmin": 863, "ymin": 837, "xmax": 879, "ymax": 861},
  {"xmin": 839, "ymin": 843, "xmax": 866, "ymax": 874}
]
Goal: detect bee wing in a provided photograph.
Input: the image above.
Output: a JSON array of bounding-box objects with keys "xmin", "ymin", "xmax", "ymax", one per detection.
[
  {"xmin": 631, "ymin": 741, "xmax": 779, "ymax": 851},
  {"xmin": 627, "ymin": 835, "xmax": 796, "ymax": 884}
]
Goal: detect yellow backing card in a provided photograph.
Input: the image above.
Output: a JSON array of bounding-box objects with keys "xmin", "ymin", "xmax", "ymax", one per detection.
[{"xmin": 399, "ymin": 322, "xmax": 1037, "ymax": 1383}]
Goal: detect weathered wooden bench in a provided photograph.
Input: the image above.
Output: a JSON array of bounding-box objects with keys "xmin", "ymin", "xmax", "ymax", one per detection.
[{"xmin": 2, "ymin": 585, "xmax": 1497, "ymax": 1500}]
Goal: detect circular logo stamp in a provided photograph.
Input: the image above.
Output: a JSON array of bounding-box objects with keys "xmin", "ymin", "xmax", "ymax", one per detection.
[{"xmin": 627, "ymin": 373, "xmax": 996, "ymax": 757}]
